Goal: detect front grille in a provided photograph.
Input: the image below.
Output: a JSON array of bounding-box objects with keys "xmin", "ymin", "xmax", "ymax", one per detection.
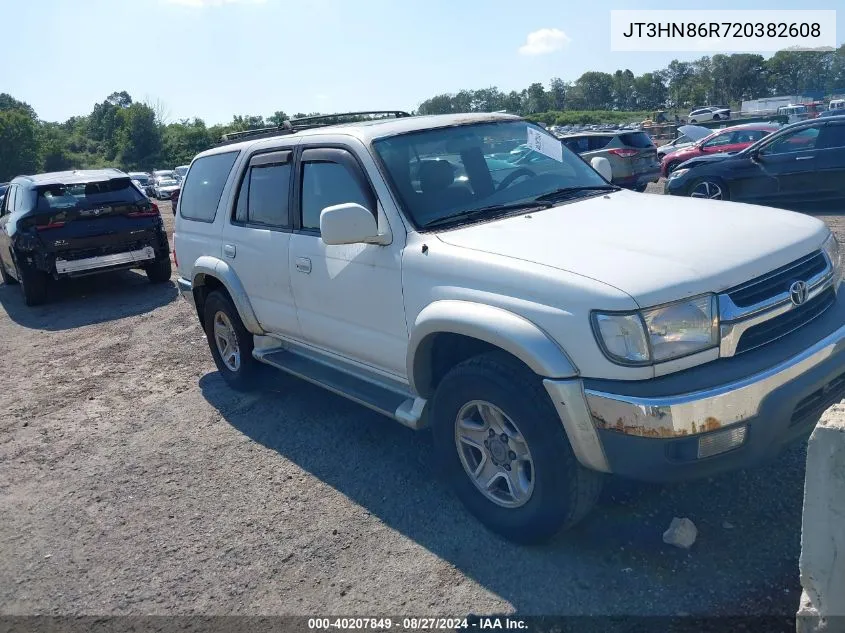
[
  {"xmin": 790, "ymin": 371, "xmax": 845, "ymax": 427},
  {"xmin": 728, "ymin": 251, "xmax": 827, "ymax": 307},
  {"xmin": 735, "ymin": 288, "xmax": 836, "ymax": 354}
]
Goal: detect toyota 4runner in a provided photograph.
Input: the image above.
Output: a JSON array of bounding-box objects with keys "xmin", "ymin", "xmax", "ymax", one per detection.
[{"xmin": 174, "ymin": 112, "xmax": 844, "ymax": 543}]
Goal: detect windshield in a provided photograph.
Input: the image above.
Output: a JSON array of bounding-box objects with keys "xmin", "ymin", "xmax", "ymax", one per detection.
[{"xmin": 373, "ymin": 120, "xmax": 609, "ymax": 229}]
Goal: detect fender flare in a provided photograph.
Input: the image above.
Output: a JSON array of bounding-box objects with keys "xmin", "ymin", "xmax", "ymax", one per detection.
[
  {"xmin": 191, "ymin": 256, "xmax": 264, "ymax": 335},
  {"xmin": 407, "ymin": 300, "xmax": 578, "ymax": 398}
]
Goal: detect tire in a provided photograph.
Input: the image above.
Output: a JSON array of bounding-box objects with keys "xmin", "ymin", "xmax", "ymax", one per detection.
[
  {"xmin": 712, "ymin": 114, "xmax": 721, "ymax": 121},
  {"xmin": 689, "ymin": 177, "xmax": 729, "ymax": 201},
  {"xmin": 689, "ymin": 119, "xmax": 697, "ymax": 124},
  {"xmin": 666, "ymin": 161, "xmax": 681, "ymax": 174},
  {"xmin": 431, "ymin": 351, "xmax": 603, "ymax": 544},
  {"xmin": 0, "ymin": 254, "xmax": 18, "ymax": 285},
  {"xmin": 145, "ymin": 255, "xmax": 172, "ymax": 283},
  {"xmin": 13, "ymin": 251, "xmax": 48, "ymax": 306},
  {"xmin": 633, "ymin": 184, "xmax": 647, "ymax": 193},
  {"xmin": 203, "ymin": 290, "xmax": 258, "ymax": 391}
]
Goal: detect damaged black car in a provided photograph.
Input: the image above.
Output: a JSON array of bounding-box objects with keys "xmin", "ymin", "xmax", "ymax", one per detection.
[{"xmin": 0, "ymin": 170, "xmax": 171, "ymax": 306}]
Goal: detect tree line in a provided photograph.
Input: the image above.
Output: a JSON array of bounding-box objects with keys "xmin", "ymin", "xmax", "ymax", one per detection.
[
  {"xmin": 418, "ymin": 47, "xmax": 845, "ymax": 115},
  {"xmin": 1, "ymin": 47, "xmax": 844, "ymax": 182}
]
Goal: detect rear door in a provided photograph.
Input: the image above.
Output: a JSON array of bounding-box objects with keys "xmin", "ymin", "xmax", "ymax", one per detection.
[
  {"xmin": 219, "ymin": 149, "xmax": 300, "ymax": 337},
  {"xmin": 812, "ymin": 121, "xmax": 845, "ymax": 204}
]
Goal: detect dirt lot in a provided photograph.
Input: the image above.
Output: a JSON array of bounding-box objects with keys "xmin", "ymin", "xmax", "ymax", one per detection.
[{"xmin": 1, "ymin": 190, "xmax": 843, "ymax": 618}]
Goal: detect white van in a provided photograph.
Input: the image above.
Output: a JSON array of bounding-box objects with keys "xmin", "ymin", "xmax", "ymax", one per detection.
[{"xmin": 830, "ymin": 99, "xmax": 845, "ymax": 112}]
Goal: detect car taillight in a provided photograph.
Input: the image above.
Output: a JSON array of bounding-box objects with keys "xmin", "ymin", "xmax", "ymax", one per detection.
[
  {"xmin": 608, "ymin": 148, "xmax": 639, "ymax": 158},
  {"xmin": 127, "ymin": 203, "xmax": 160, "ymax": 218},
  {"xmin": 35, "ymin": 222, "xmax": 66, "ymax": 231}
]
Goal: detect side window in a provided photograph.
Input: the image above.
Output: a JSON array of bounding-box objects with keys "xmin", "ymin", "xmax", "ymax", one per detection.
[
  {"xmin": 563, "ymin": 137, "xmax": 589, "ymax": 154},
  {"xmin": 703, "ymin": 132, "xmax": 736, "ymax": 148},
  {"xmin": 817, "ymin": 123, "xmax": 845, "ymax": 150},
  {"xmin": 5, "ymin": 186, "xmax": 17, "ymax": 214},
  {"xmin": 761, "ymin": 127, "xmax": 821, "ymax": 155},
  {"xmin": 300, "ymin": 152, "xmax": 373, "ymax": 232},
  {"xmin": 179, "ymin": 151, "xmax": 239, "ymax": 222},
  {"xmin": 588, "ymin": 136, "xmax": 613, "ymax": 151},
  {"xmin": 233, "ymin": 151, "xmax": 292, "ymax": 227}
]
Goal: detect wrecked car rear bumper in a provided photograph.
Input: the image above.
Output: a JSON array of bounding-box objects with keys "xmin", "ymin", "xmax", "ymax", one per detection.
[{"xmin": 575, "ymin": 293, "xmax": 845, "ymax": 481}]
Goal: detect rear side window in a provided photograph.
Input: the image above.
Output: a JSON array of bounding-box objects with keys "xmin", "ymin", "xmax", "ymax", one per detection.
[
  {"xmin": 234, "ymin": 152, "xmax": 292, "ymax": 227},
  {"xmin": 619, "ymin": 132, "xmax": 654, "ymax": 148},
  {"xmin": 179, "ymin": 152, "xmax": 238, "ymax": 222},
  {"xmin": 563, "ymin": 137, "xmax": 589, "ymax": 154}
]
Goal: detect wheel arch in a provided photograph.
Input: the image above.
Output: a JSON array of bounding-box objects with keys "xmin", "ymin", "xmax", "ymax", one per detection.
[
  {"xmin": 407, "ymin": 300, "xmax": 578, "ymax": 399},
  {"xmin": 190, "ymin": 256, "xmax": 263, "ymax": 334}
]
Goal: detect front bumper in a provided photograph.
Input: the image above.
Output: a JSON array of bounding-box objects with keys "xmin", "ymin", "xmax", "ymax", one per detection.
[{"xmin": 547, "ymin": 294, "xmax": 845, "ymax": 482}]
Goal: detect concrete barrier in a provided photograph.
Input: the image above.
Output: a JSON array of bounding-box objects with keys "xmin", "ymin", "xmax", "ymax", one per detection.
[{"xmin": 797, "ymin": 401, "xmax": 845, "ymax": 633}]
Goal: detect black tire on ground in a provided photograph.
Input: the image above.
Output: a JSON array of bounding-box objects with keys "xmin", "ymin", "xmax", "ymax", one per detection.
[
  {"xmin": 633, "ymin": 183, "xmax": 647, "ymax": 192},
  {"xmin": 203, "ymin": 290, "xmax": 258, "ymax": 391},
  {"xmin": 712, "ymin": 114, "xmax": 721, "ymax": 121},
  {"xmin": 145, "ymin": 255, "xmax": 172, "ymax": 283},
  {"xmin": 431, "ymin": 351, "xmax": 604, "ymax": 544},
  {"xmin": 666, "ymin": 161, "xmax": 681, "ymax": 174},
  {"xmin": 689, "ymin": 119, "xmax": 697, "ymax": 124},
  {"xmin": 688, "ymin": 177, "xmax": 730, "ymax": 201},
  {"xmin": 13, "ymin": 252, "xmax": 49, "ymax": 306},
  {"xmin": 0, "ymin": 255, "xmax": 18, "ymax": 285}
]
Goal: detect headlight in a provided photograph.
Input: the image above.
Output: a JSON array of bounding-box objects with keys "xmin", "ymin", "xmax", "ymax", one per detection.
[
  {"xmin": 668, "ymin": 168, "xmax": 690, "ymax": 180},
  {"xmin": 822, "ymin": 232, "xmax": 841, "ymax": 284},
  {"xmin": 592, "ymin": 295, "xmax": 719, "ymax": 365}
]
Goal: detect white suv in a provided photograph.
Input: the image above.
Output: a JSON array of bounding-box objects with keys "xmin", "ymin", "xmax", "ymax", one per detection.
[{"xmin": 174, "ymin": 112, "xmax": 844, "ymax": 543}]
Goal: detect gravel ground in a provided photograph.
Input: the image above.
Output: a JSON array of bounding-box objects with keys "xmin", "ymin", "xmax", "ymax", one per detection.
[{"xmin": 0, "ymin": 189, "xmax": 843, "ymax": 619}]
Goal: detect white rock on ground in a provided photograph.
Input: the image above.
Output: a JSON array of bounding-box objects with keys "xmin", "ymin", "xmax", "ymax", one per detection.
[
  {"xmin": 796, "ymin": 402, "xmax": 845, "ymax": 633},
  {"xmin": 662, "ymin": 517, "xmax": 697, "ymax": 549}
]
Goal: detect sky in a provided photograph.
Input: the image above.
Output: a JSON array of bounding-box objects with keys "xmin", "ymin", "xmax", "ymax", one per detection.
[{"xmin": 0, "ymin": 0, "xmax": 843, "ymax": 125}]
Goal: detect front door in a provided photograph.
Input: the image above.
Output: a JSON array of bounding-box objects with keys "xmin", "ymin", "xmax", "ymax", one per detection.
[
  {"xmin": 288, "ymin": 146, "xmax": 408, "ymax": 377},
  {"xmin": 755, "ymin": 125, "xmax": 828, "ymax": 207},
  {"xmin": 220, "ymin": 149, "xmax": 300, "ymax": 337},
  {"xmin": 0, "ymin": 185, "xmax": 17, "ymax": 278}
]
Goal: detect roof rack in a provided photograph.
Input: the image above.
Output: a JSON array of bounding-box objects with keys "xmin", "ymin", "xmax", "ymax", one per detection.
[{"xmin": 216, "ymin": 110, "xmax": 412, "ymax": 146}]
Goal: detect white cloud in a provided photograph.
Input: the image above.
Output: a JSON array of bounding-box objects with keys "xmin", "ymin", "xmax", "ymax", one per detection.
[
  {"xmin": 518, "ymin": 28, "xmax": 571, "ymax": 55},
  {"xmin": 164, "ymin": 0, "xmax": 266, "ymax": 7}
]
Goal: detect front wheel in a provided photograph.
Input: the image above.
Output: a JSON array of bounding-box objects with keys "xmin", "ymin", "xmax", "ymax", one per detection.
[
  {"xmin": 431, "ymin": 351, "xmax": 603, "ymax": 544},
  {"xmin": 712, "ymin": 114, "xmax": 721, "ymax": 121},
  {"xmin": 689, "ymin": 178, "xmax": 729, "ymax": 201}
]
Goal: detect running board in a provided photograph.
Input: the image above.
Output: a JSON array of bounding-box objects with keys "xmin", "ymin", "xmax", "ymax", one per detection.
[{"xmin": 254, "ymin": 347, "xmax": 428, "ymax": 430}]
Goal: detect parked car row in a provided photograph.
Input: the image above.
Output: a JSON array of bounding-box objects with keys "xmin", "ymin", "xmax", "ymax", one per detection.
[{"xmin": 664, "ymin": 115, "xmax": 845, "ymax": 208}]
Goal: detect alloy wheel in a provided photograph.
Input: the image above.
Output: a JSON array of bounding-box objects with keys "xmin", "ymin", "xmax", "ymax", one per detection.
[
  {"xmin": 690, "ymin": 181, "xmax": 724, "ymax": 200},
  {"xmin": 454, "ymin": 400, "xmax": 535, "ymax": 508},
  {"xmin": 213, "ymin": 311, "xmax": 241, "ymax": 371}
]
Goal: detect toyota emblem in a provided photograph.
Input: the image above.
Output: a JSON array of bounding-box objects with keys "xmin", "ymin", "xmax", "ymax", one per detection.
[{"xmin": 789, "ymin": 280, "xmax": 808, "ymax": 306}]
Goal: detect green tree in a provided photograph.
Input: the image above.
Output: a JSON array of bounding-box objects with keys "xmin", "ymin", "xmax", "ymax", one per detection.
[
  {"xmin": 116, "ymin": 103, "xmax": 162, "ymax": 170},
  {"xmin": 0, "ymin": 110, "xmax": 39, "ymax": 180},
  {"xmin": 571, "ymin": 72, "xmax": 614, "ymax": 110}
]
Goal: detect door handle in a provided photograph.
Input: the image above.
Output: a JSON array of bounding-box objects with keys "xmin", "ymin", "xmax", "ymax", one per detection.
[
  {"xmin": 795, "ymin": 155, "xmax": 815, "ymax": 161},
  {"xmin": 223, "ymin": 244, "xmax": 236, "ymax": 258},
  {"xmin": 295, "ymin": 257, "xmax": 312, "ymax": 274}
]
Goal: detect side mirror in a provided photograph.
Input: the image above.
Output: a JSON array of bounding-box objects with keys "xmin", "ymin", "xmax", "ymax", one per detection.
[
  {"xmin": 590, "ymin": 157, "xmax": 613, "ymax": 182},
  {"xmin": 320, "ymin": 203, "xmax": 379, "ymax": 245}
]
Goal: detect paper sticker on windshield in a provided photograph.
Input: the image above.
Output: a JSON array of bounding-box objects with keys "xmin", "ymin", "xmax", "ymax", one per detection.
[{"xmin": 526, "ymin": 127, "xmax": 563, "ymax": 162}]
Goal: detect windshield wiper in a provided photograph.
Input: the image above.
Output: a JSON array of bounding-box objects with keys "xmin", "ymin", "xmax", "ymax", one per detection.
[
  {"xmin": 534, "ymin": 185, "xmax": 619, "ymax": 203},
  {"xmin": 422, "ymin": 201, "xmax": 552, "ymax": 229}
]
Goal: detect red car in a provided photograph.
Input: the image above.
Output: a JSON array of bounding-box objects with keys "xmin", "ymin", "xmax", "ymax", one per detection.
[{"xmin": 661, "ymin": 123, "xmax": 780, "ymax": 177}]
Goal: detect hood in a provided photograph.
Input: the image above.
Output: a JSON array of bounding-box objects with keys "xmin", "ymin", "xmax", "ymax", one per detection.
[
  {"xmin": 674, "ymin": 152, "xmax": 736, "ymax": 170},
  {"xmin": 677, "ymin": 125, "xmax": 711, "ymax": 141},
  {"xmin": 434, "ymin": 190, "xmax": 829, "ymax": 307}
]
